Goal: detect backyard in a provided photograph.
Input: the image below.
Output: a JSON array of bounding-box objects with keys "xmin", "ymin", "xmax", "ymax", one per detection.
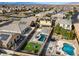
[
  {"xmin": 24, "ymin": 42, "xmax": 41, "ymax": 54},
  {"xmin": 54, "ymin": 24, "xmax": 75, "ymax": 40}
]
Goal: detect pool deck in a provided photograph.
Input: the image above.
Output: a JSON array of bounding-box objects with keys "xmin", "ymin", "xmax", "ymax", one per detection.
[
  {"xmin": 62, "ymin": 39, "xmax": 79, "ymax": 56},
  {"xmin": 57, "ymin": 40, "xmax": 78, "ymax": 56},
  {"xmin": 30, "ymin": 27, "xmax": 52, "ymax": 43},
  {"xmin": 30, "ymin": 29, "xmax": 44, "ymax": 44},
  {"xmin": 45, "ymin": 41, "xmax": 57, "ymax": 56}
]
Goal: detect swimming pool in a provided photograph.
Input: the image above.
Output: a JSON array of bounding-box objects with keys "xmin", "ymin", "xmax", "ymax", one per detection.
[
  {"xmin": 62, "ymin": 43, "xmax": 75, "ymax": 56},
  {"xmin": 38, "ymin": 34, "xmax": 46, "ymax": 42}
]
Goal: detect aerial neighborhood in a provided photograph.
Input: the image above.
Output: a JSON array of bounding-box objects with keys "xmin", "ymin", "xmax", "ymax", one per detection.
[{"xmin": 0, "ymin": 3, "xmax": 79, "ymax": 56}]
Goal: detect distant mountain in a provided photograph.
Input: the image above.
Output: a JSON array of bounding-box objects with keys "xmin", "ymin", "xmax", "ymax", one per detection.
[{"xmin": 66, "ymin": 2, "xmax": 79, "ymax": 5}]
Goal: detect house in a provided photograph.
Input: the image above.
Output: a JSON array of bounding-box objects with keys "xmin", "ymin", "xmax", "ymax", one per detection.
[
  {"xmin": 20, "ymin": 17, "xmax": 37, "ymax": 34},
  {"xmin": 6, "ymin": 9, "xmax": 11, "ymax": 13},
  {"xmin": 51, "ymin": 12, "xmax": 65, "ymax": 19},
  {"xmin": 35, "ymin": 12, "xmax": 47, "ymax": 17},
  {"xmin": 0, "ymin": 9, "xmax": 3, "ymax": 13},
  {"xmin": 0, "ymin": 32, "xmax": 20, "ymax": 49},
  {"xmin": 0, "ymin": 17, "xmax": 37, "ymax": 34},
  {"xmin": 35, "ymin": 10, "xmax": 54, "ymax": 18},
  {"xmin": 39, "ymin": 18, "xmax": 52, "ymax": 27},
  {"xmin": 55, "ymin": 19, "xmax": 72, "ymax": 30}
]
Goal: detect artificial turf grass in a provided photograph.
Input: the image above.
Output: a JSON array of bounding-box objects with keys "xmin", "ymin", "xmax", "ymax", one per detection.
[{"xmin": 24, "ymin": 42, "xmax": 41, "ymax": 54}]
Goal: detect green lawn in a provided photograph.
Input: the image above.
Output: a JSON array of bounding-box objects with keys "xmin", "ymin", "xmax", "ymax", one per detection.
[{"xmin": 24, "ymin": 42, "xmax": 41, "ymax": 54}]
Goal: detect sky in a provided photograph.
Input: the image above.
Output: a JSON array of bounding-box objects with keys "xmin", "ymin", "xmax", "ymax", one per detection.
[{"xmin": 0, "ymin": 2, "xmax": 70, "ymax": 5}]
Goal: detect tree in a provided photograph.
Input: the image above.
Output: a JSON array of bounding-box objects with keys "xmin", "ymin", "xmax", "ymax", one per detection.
[
  {"xmin": 65, "ymin": 13, "xmax": 70, "ymax": 20},
  {"xmin": 30, "ymin": 21, "xmax": 35, "ymax": 27},
  {"xmin": 54, "ymin": 24, "xmax": 61, "ymax": 34},
  {"xmin": 68, "ymin": 11, "xmax": 73, "ymax": 15},
  {"xmin": 73, "ymin": 7, "xmax": 78, "ymax": 13}
]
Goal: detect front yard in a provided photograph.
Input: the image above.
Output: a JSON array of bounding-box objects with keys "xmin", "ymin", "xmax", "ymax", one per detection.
[{"xmin": 24, "ymin": 42, "xmax": 41, "ymax": 54}]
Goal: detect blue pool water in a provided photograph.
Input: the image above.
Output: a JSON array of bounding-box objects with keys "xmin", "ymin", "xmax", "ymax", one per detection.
[
  {"xmin": 62, "ymin": 43, "xmax": 75, "ymax": 55},
  {"xmin": 38, "ymin": 34, "xmax": 46, "ymax": 42}
]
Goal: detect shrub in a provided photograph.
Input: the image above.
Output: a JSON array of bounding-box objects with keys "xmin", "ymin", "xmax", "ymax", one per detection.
[
  {"xmin": 54, "ymin": 24, "xmax": 61, "ymax": 34},
  {"xmin": 54, "ymin": 24, "xmax": 75, "ymax": 40}
]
